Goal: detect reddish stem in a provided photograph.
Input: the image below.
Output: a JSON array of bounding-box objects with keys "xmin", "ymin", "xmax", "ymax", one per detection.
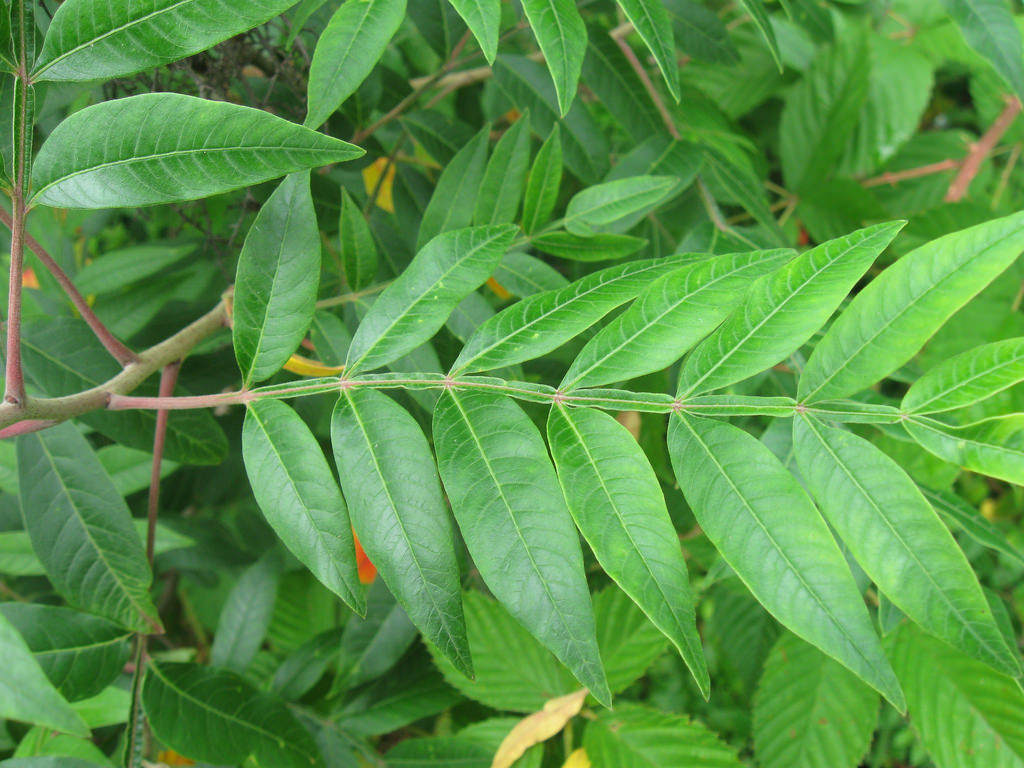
[
  {"xmin": 147, "ymin": 361, "xmax": 181, "ymax": 566},
  {"xmin": 945, "ymin": 96, "xmax": 1023, "ymax": 202},
  {"xmin": 861, "ymin": 159, "xmax": 962, "ymax": 188},
  {"xmin": 613, "ymin": 33, "xmax": 680, "ymax": 140}
]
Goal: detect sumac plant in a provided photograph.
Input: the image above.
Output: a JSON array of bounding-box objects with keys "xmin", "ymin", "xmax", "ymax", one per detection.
[{"xmin": 2, "ymin": 0, "xmax": 1024, "ymax": 767}]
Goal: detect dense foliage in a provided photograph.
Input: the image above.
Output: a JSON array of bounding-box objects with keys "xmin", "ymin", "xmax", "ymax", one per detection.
[{"xmin": 2, "ymin": 0, "xmax": 1024, "ymax": 766}]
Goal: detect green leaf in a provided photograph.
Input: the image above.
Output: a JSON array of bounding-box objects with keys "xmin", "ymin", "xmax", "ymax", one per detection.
[
  {"xmin": 562, "ymin": 248, "xmax": 792, "ymax": 390},
  {"xmin": 920, "ymin": 485, "xmax": 1024, "ymax": 568},
  {"xmin": 794, "ymin": 415, "xmax": 1022, "ymax": 679},
  {"xmin": 142, "ymin": 661, "xmax": 323, "ymax": 768},
  {"xmin": 31, "ymin": 93, "xmax": 363, "ymax": 209},
  {"xmin": 903, "ymin": 337, "xmax": 1024, "ymax": 414},
  {"xmin": 547, "ymin": 406, "xmax": 709, "ymax": 697},
  {"xmin": 520, "ymin": 0, "xmax": 587, "ymax": 116},
  {"xmin": 799, "ymin": 211, "xmax": 1024, "ymax": 403},
  {"xmin": 667, "ymin": 413, "xmax": 905, "ymax": 710},
  {"xmin": 665, "ymin": 0, "xmax": 738, "ymax": 65},
  {"xmin": 677, "ymin": 222, "xmax": 903, "ymax": 397},
  {"xmin": 433, "ymin": 390, "xmax": 611, "ymax": 706},
  {"xmin": 700, "ymin": 149, "xmax": 786, "ymax": 245},
  {"xmin": 736, "ymin": 0, "xmax": 781, "ymax": 70},
  {"xmin": 780, "ymin": 32, "xmax": 871, "ymax": 193},
  {"xmin": 345, "ymin": 225, "xmax": 516, "ymax": 374},
  {"xmin": 452, "ymin": 254, "xmax": 692, "ymax": 375},
  {"xmin": 336, "ymin": 578, "xmax": 417, "ymax": 690},
  {"xmin": 521, "ymin": 125, "xmax": 562, "ymax": 234},
  {"xmin": 305, "ymin": 0, "xmax": 405, "ymax": 128},
  {"xmin": 339, "ymin": 188, "xmax": 379, "ymax": 291},
  {"xmin": 0, "ymin": 604, "xmax": 131, "ymax": 703},
  {"xmin": 417, "ymin": 126, "xmax": 491, "ymax": 249},
  {"xmin": 97, "ymin": 445, "xmax": 179, "ymax": 497},
  {"xmin": 73, "ymin": 241, "xmax": 197, "ymax": 295},
  {"xmin": 906, "ymin": 414, "xmax": 1024, "ymax": 486},
  {"xmin": 887, "ymin": 622, "xmax": 1024, "ymax": 768},
  {"xmin": 17, "ymin": 422, "xmax": 160, "ymax": 633},
  {"xmin": 0, "ymin": 612, "xmax": 89, "ymax": 737},
  {"xmin": 584, "ymin": 702, "xmax": 743, "ymax": 767},
  {"xmin": 242, "ymin": 399, "xmax": 365, "ymax": 611},
  {"xmin": 211, "ymin": 551, "xmax": 283, "ymax": 674},
  {"xmin": 581, "ymin": 36, "xmax": 662, "ymax": 143},
  {"xmin": 493, "ymin": 251, "xmax": 569, "ymax": 296},
  {"xmin": 939, "ymin": 0, "xmax": 1024, "ymax": 100},
  {"xmin": 754, "ymin": 632, "xmax": 878, "ymax": 768},
  {"xmin": 332, "ymin": 388, "xmax": 472, "ymax": 677},
  {"xmin": 32, "ymin": 0, "xmax": 300, "ymax": 82},
  {"xmin": 233, "ymin": 171, "xmax": 320, "ymax": 386},
  {"xmin": 385, "ymin": 737, "xmax": 490, "ymax": 767},
  {"xmin": 615, "ymin": 0, "xmax": 680, "ymax": 101},
  {"xmin": 563, "ymin": 175, "xmax": 677, "ymax": 236},
  {"xmin": 448, "ymin": 0, "xmax": 500, "ymax": 63},
  {"xmin": 474, "ymin": 115, "xmax": 532, "ymax": 226},
  {"xmin": 530, "ymin": 232, "xmax": 647, "ymax": 262},
  {"xmin": 593, "ymin": 585, "xmax": 671, "ymax": 694}
]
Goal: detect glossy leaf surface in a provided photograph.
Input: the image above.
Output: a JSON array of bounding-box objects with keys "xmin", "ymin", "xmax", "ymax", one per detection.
[
  {"xmin": 903, "ymin": 337, "xmax": 1024, "ymax": 414},
  {"xmin": 520, "ymin": 0, "xmax": 586, "ymax": 116}
]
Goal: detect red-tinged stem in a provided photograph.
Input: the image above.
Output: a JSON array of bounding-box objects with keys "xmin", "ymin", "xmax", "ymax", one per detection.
[
  {"xmin": 613, "ymin": 32, "xmax": 680, "ymax": 140},
  {"xmin": 860, "ymin": 159, "xmax": 962, "ymax": 188},
  {"xmin": 0, "ymin": 418, "xmax": 56, "ymax": 438},
  {"xmin": 5, "ymin": 193, "xmax": 26, "ymax": 405},
  {"xmin": 945, "ymin": 95, "xmax": 1023, "ymax": 202},
  {"xmin": 147, "ymin": 361, "xmax": 180, "ymax": 566}
]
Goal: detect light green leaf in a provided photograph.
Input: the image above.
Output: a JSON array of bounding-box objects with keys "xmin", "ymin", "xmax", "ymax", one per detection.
[
  {"xmin": 794, "ymin": 415, "xmax": 1021, "ymax": 679},
  {"xmin": 433, "ymin": 390, "xmax": 610, "ymax": 706},
  {"xmin": 0, "ymin": 612, "xmax": 90, "ymax": 737},
  {"xmin": 242, "ymin": 399, "xmax": 364, "ymax": 611},
  {"xmin": 677, "ymin": 222, "xmax": 903, "ymax": 397},
  {"xmin": 754, "ymin": 632, "xmax": 878, "ymax": 768},
  {"xmin": 332, "ymin": 388, "xmax": 471, "ymax": 677},
  {"xmin": 888, "ymin": 622, "xmax": 1024, "ymax": 768},
  {"xmin": 493, "ymin": 251, "xmax": 569, "ymax": 296},
  {"xmin": 96, "ymin": 445, "xmax": 178, "ymax": 497},
  {"xmin": 737, "ymin": 0, "xmax": 781, "ymax": 70},
  {"xmin": 417, "ymin": 126, "xmax": 491, "ymax": 249},
  {"xmin": 531, "ymin": 232, "xmax": 647, "ymax": 262},
  {"xmin": 562, "ymin": 248, "xmax": 792, "ymax": 390},
  {"xmin": 305, "ymin": 0, "xmax": 405, "ymax": 128},
  {"xmin": 448, "ymin": 0, "xmax": 501, "ymax": 63},
  {"xmin": 615, "ymin": 0, "xmax": 680, "ymax": 100},
  {"xmin": 521, "ymin": 125, "xmax": 562, "ymax": 234},
  {"xmin": 33, "ymin": 0, "xmax": 300, "ymax": 82},
  {"xmin": 452, "ymin": 254, "xmax": 693, "ymax": 375},
  {"xmin": 73, "ymin": 241, "xmax": 196, "ymax": 295},
  {"xmin": 31, "ymin": 93, "xmax": 362, "ymax": 209},
  {"xmin": 0, "ymin": 604, "xmax": 131, "ymax": 703},
  {"xmin": 799, "ymin": 211, "xmax": 1024, "ymax": 403},
  {"xmin": 667, "ymin": 413, "xmax": 904, "ymax": 710},
  {"xmin": 939, "ymin": 0, "xmax": 1024, "ymax": 99},
  {"xmin": 920, "ymin": 485, "xmax": 1024, "ymax": 568},
  {"xmin": 701, "ymin": 149, "xmax": 786, "ymax": 245},
  {"xmin": 547, "ymin": 406, "xmax": 708, "ymax": 697},
  {"xmin": 564, "ymin": 175, "xmax": 677, "ymax": 236},
  {"xmin": 474, "ymin": 114, "xmax": 532, "ymax": 225},
  {"xmin": 211, "ymin": 551, "xmax": 283, "ymax": 674},
  {"xmin": 17, "ymin": 422, "xmax": 160, "ymax": 633},
  {"xmin": 339, "ymin": 188, "xmax": 379, "ymax": 292},
  {"xmin": 233, "ymin": 171, "xmax": 320, "ymax": 386},
  {"xmin": 520, "ymin": 0, "xmax": 586, "ymax": 116},
  {"xmin": 142, "ymin": 661, "xmax": 323, "ymax": 768},
  {"xmin": 346, "ymin": 225, "xmax": 516, "ymax": 374},
  {"xmin": 903, "ymin": 337, "xmax": 1024, "ymax": 414},
  {"xmin": 906, "ymin": 414, "xmax": 1024, "ymax": 486}
]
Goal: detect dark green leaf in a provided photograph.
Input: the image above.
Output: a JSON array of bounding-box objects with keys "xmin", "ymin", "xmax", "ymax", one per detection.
[
  {"xmin": 211, "ymin": 551, "xmax": 283, "ymax": 673},
  {"xmin": 474, "ymin": 115, "xmax": 532, "ymax": 226},
  {"xmin": 939, "ymin": 0, "xmax": 1024, "ymax": 99},
  {"xmin": 521, "ymin": 125, "xmax": 562, "ymax": 234},
  {"xmin": 615, "ymin": 0, "xmax": 680, "ymax": 101},
  {"xmin": 339, "ymin": 188, "xmax": 379, "ymax": 292},
  {"xmin": 530, "ymin": 232, "xmax": 647, "ymax": 261},
  {"xmin": 448, "ymin": 0, "xmax": 501, "ymax": 63},
  {"xmin": 417, "ymin": 126, "xmax": 490, "ymax": 249},
  {"xmin": 520, "ymin": 0, "xmax": 587, "ymax": 116}
]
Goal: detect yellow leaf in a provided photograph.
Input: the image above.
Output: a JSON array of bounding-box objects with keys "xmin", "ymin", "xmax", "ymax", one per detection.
[
  {"xmin": 486, "ymin": 276, "xmax": 511, "ymax": 300},
  {"xmin": 492, "ymin": 689, "xmax": 588, "ymax": 768},
  {"xmin": 362, "ymin": 157, "xmax": 396, "ymax": 213},
  {"xmin": 561, "ymin": 748, "xmax": 591, "ymax": 768},
  {"xmin": 282, "ymin": 353, "xmax": 345, "ymax": 377}
]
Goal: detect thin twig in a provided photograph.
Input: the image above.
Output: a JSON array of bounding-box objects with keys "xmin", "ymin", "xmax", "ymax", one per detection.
[
  {"xmin": 860, "ymin": 158, "xmax": 962, "ymax": 188},
  {"xmin": 945, "ymin": 95, "xmax": 1023, "ymax": 202},
  {"xmin": 316, "ymin": 280, "xmax": 392, "ymax": 309},
  {"xmin": 147, "ymin": 361, "xmax": 181, "ymax": 566},
  {"xmin": 613, "ymin": 32, "xmax": 679, "ymax": 139}
]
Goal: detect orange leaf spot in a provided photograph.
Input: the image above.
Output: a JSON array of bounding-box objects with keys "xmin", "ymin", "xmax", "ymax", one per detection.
[
  {"xmin": 353, "ymin": 529, "xmax": 376, "ymax": 584},
  {"xmin": 486, "ymin": 276, "xmax": 511, "ymax": 300},
  {"xmin": 362, "ymin": 158, "xmax": 396, "ymax": 213}
]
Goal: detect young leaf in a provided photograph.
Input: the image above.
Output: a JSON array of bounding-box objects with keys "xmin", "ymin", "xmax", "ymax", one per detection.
[
  {"xmin": 0, "ymin": 611, "xmax": 90, "ymax": 737},
  {"xmin": 531, "ymin": 232, "xmax": 647, "ymax": 262},
  {"xmin": 521, "ymin": 125, "xmax": 562, "ymax": 234},
  {"xmin": 547, "ymin": 405, "xmax": 709, "ymax": 698},
  {"xmin": 339, "ymin": 188, "xmax": 379, "ymax": 291},
  {"xmin": 520, "ymin": 0, "xmax": 587, "ymax": 116},
  {"xmin": 794, "ymin": 415, "xmax": 1022, "ymax": 679},
  {"xmin": 433, "ymin": 390, "xmax": 611, "ymax": 706},
  {"xmin": 562, "ymin": 248, "xmax": 792, "ymax": 390},
  {"xmin": 31, "ymin": 93, "xmax": 363, "ymax": 209},
  {"xmin": 417, "ymin": 126, "xmax": 491, "ymax": 249},
  {"xmin": 799, "ymin": 211, "xmax": 1024, "ymax": 403},
  {"xmin": 345, "ymin": 225, "xmax": 516, "ymax": 374},
  {"xmin": 233, "ymin": 172, "xmax": 320, "ymax": 387},
  {"xmin": 452, "ymin": 254, "xmax": 693, "ymax": 375},
  {"xmin": 754, "ymin": 632, "xmax": 878, "ymax": 768},
  {"xmin": 614, "ymin": 0, "xmax": 680, "ymax": 101},
  {"xmin": 17, "ymin": 422, "xmax": 160, "ymax": 633},
  {"xmin": 667, "ymin": 414, "xmax": 905, "ymax": 710},
  {"xmin": 563, "ymin": 175, "xmax": 677, "ymax": 236},
  {"xmin": 474, "ymin": 115, "xmax": 532, "ymax": 226},
  {"xmin": 143, "ymin": 661, "xmax": 323, "ymax": 768},
  {"xmin": 902, "ymin": 337, "xmax": 1024, "ymax": 414},
  {"xmin": 448, "ymin": 0, "xmax": 501, "ymax": 63},
  {"xmin": 939, "ymin": 0, "xmax": 1024, "ymax": 100},
  {"xmin": 905, "ymin": 415, "xmax": 1024, "ymax": 486},
  {"xmin": 0, "ymin": 604, "xmax": 131, "ymax": 703},
  {"xmin": 332, "ymin": 388, "xmax": 472, "ymax": 678},
  {"xmin": 305, "ymin": 0, "xmax": 406, "ymax": 128},
  {"xmin": 32, "ymin": 0, "xmax": 299, "ymax": 83},
  {"xmin": 677, "ymin": 222, "xmax": 904, "ymax": 397}
]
